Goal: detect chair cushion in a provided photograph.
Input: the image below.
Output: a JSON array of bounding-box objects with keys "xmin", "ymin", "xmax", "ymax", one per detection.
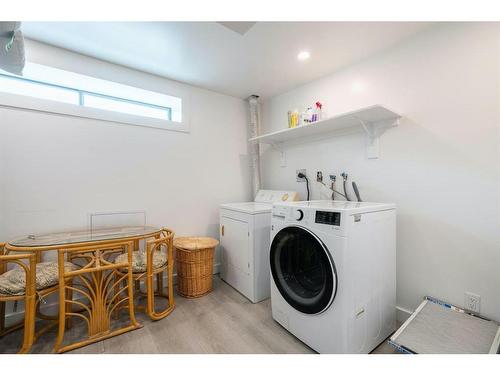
[
  {"xmin": 115, "ymin": 252, "xmax": 167, "ymax": 273},
  {"xmin": 0, "ymin": 261, "xmax": 76, "ymax": 296}
]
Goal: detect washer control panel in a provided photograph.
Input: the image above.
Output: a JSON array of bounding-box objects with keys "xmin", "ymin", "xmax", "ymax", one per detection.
[
  {"xmin": 315, "ymin": 211, "xmax": 341, "ymax": 226},
  {"xmin": 273, "ymin": 206, "xmax": 341, "ymax": 228}
]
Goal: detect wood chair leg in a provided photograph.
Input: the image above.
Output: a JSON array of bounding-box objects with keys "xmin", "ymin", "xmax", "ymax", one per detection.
[
  {"xmin": 146, "ymin": 271, "xmax": 175, "ymax": 321},
  {"xmin": 53, "ymin": 254, "xmax": 67, "ymax": 353},
  {"xmin": 143, "ymin": 233, "xmax": 176, "ymax": 321},
  {"xmin": 126, "ymin": 244, "xmax": 140, "ymax": 328},
  {"xmin": 65, "ymin": 280, "xmax": 73, "ymax": 329},
  {"xmin": 19, "ymin": 294, "xmax": 36, "ymax": 354},
  {"xmin": 168, "ymin": 262, "xmax": 175, "ymax": 310},
  {"xmin": 146, "ymin": 266, "xmax": 154, "ymax": 318}
]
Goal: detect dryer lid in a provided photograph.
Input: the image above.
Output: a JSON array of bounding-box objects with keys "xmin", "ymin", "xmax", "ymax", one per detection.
[{"xmin": 220, "ymin": 202, "xmax": 272, "ymax": 214}]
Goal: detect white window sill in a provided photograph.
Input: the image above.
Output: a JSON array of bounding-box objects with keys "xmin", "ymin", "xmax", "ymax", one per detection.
[{"xmin": 0, "ymin": 92, "xmax": 190, "ymax": 133}]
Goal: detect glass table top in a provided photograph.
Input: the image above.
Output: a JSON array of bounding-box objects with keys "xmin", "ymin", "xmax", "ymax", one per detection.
[{"xmin": 8, "ymin": 226, "xmax": 161, "ymax": 248}]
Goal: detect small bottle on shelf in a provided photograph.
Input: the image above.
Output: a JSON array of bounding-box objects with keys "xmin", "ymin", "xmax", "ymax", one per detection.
[
  {"xmin": 306, "ymin": 107, "xmax": 313, "ymax": 124},
  {"xmin": 316, "ymin": 101, "xmax": 324, "ymax": 121},
  {"xmin": 292, "ymin": 109, "xmax": 299, "ymax": 127}
]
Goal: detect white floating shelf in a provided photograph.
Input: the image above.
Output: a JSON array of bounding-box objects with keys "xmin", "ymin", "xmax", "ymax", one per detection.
[{"xmin": 249, "ymin": 104, "xmax": 401, "ymax": 160}]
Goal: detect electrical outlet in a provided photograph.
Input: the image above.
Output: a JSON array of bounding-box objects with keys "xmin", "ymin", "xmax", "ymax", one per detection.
[
  {"xmin": 316, "ymin": 171, "xmax": 323, "ymax": 182},
  {"xmin": 296, "ymin": 169, "xmax": 306, "ymax": 182},
  {"xmin": 465, "ymin": 292, "xmax": 481, "ymax": 313}
]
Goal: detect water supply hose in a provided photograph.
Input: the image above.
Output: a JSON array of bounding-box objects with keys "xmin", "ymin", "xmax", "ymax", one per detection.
[
  {"xmin": 352, "ymin": 181, "xmax": 362, "ymax": 202},
  {"xmin": 341, "ymin": 173, "xmax": 351, "ymax": 201},
  {"xmin": 318, "ymin": 181, "xmax": 347, "ymax": 200}
]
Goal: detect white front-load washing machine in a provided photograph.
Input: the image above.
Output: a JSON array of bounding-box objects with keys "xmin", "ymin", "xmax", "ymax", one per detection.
[{"xmin": 270, "ymin": 200, "xmax": 396, "ymax": 353}]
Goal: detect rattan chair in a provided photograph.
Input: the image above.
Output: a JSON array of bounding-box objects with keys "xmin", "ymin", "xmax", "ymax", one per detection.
[
  {"xmin": 53, "ymin": 240, "xmax": 141, "ymax": 353},
  {"xmin": 0, "ymin": 242, "xmax": 76, "ymax": 354},
  {"xmin": 0, "ymin": 243, "xmax": 36, "ymax": 353},
  {"xmin": 114, "ymin": 228, "xmax": 175, "ymax": 321},
  {"xmin": 0, "ymin": 243, "xmax": 75, "ymax": 354}
]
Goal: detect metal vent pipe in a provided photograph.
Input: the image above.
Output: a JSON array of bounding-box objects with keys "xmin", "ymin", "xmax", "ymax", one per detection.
[{"xmin": 248, "ymin": 95, "xmax": 261, "ymax": 197}]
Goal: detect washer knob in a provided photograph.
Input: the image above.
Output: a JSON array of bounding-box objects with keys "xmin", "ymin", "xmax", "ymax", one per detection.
[{"xmin": 294, "ymin": 209, "xmax": 304, "ymax": 221}]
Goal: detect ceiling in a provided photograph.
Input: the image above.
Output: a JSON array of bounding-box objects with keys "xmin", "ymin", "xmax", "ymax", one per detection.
[{"xmin": 22, "ymin": 22, "xmax": 435, "ymax": 99}]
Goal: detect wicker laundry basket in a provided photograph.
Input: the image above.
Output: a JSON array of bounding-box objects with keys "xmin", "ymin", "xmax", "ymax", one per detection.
[{"xmin": 174, "ymin": 237, "xmax": 219, "ymax": 298}]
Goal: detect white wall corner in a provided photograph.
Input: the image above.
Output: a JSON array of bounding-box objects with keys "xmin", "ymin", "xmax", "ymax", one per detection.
[{"xmin": 396, "ymin": 305, "xmax": 413, "ymax": 324}]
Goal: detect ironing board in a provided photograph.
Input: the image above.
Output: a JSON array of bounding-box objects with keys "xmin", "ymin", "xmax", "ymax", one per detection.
[{"xmin": 389, "ymin": 296, "xmax": 500, "ymax": 354}]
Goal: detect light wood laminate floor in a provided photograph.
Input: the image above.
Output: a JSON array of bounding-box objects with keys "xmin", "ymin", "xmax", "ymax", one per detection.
[{"xmin": 0, "ymin": 277, "xmax": 397, "ymax": 354}]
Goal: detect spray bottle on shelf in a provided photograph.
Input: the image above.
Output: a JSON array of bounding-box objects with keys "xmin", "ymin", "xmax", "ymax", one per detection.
[{"xmin": 313, "ymin": 101, "xmax": 323, "ymax": 122}]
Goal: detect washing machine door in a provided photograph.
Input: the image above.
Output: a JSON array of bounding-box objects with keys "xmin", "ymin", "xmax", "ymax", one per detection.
[{"xmin": 270, "ymin": 226, "xmax": 337, "ymax": 315}]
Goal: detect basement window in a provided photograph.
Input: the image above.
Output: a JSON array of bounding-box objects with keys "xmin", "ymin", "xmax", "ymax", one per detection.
[{"xmin": 0, "ymin": 63, "xmax": 187, "ymax": 131}]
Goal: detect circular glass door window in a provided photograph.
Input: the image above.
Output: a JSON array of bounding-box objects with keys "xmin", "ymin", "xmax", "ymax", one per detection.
[{"xmin": 270, "ymin": 226, "xmax": 337, "ymax": 314}]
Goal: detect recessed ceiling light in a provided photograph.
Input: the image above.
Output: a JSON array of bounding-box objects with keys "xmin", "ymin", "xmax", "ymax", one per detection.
[{"xmin": 297, "ymin": 51, "xmax": 310, "ymax": 61}]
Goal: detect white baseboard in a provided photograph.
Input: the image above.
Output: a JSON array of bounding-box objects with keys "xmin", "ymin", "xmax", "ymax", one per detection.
[
  {"xmin": 396, "ymin": 305, "xmax": 413, "ymax": 323},
  {"xmin": 4, "ymin": 262, "xmax": 221, "ymax": 326}
]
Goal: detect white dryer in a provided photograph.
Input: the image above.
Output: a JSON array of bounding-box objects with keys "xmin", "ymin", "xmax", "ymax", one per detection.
[
  {"xmin": 270, "ymin": 200, "xmax": 396, "ymax": 353},
  {"xmin": 219, "ymin": 190, "xmax": 299, "ymax": 303}
]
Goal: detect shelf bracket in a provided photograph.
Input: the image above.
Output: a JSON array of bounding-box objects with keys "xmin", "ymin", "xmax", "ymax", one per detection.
[
  {"xmin": 270, "ymin": 142, "xmax": 286, "ymax": 167},
  {"xmin": 355, "ymin": 117, "xmax": 380, "ymax": 159},
  {"xmin": 357, "ymin": 118, "xmax": 375, "ymax": 139},
  {"xmin": 355, "ymin": 116, "xmax": 399, "ymax": 159}
]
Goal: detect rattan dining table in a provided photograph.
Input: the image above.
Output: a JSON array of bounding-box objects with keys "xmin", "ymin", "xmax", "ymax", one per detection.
[
  {"xmin": 6, "ymin": 226, "xmax": 162, "ymax": 256},
  {"xmin": 3, "ymin": 225, "xmax": 162, "ymax": 353}
]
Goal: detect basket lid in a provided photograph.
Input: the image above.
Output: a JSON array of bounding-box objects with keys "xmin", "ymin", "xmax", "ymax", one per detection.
[{"xmin": 174, "ymin": 237, "xmax": 219, "ymax": 251}]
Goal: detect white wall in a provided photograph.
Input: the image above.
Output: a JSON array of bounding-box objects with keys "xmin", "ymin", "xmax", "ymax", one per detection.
[
  {"xmin": 0, "ymin": 41, "xmax": 252, "ymax": 292},
  {"xmin": 260, "ymin": 23, "xmax": 500, "ymax": 320}
]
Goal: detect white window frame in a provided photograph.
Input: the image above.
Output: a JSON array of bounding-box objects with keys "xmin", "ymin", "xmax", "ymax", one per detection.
[{"xmin": 0, "ymin": 66, "xmax": 190, "ymax": 133}]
